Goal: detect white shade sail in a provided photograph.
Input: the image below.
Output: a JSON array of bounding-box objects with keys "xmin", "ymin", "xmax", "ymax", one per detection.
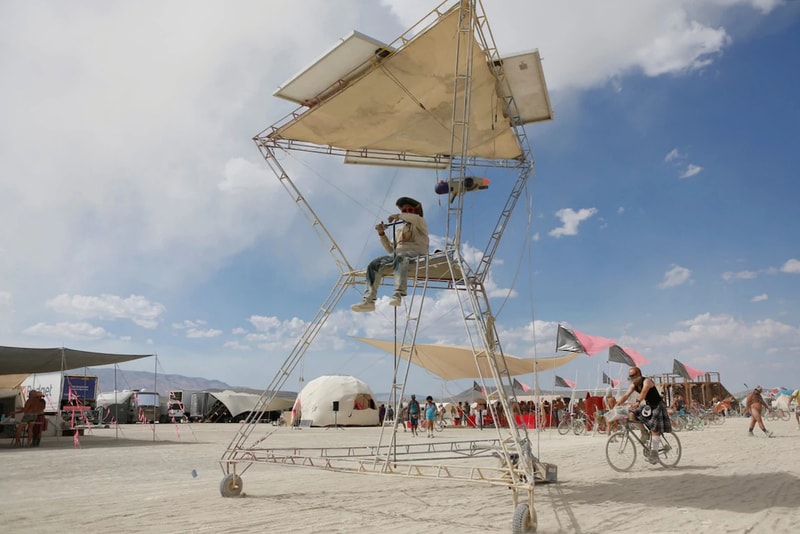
[{"xmin": 355, "ymin": 337, "xmax": 580, "ymax": 381}]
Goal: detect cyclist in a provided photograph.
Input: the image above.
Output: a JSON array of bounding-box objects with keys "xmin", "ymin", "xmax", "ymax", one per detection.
[{"xmin": 618, "ymin": 366, "xmax": 672, "ymax": 464}]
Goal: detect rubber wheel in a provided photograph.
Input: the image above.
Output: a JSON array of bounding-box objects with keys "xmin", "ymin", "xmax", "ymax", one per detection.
[
  {"xmin": 557, "ymin": 419, "xmax": 571, "ymax": 435},
  {"xmin": 511, "ymin": 502, "xmax": 537, "ymax": 533},
  {"xmin": 670, "ymin": 416, "xmax": 684, "ymax": 432},
  {"xmin": 572, "ymin": 420, "xmax": 586, "ymax": 435},
  {"xmin": 655, "ymin": 432, "xmax": 682, "ymax": 468},
  {"xmin": 605, "ymin": 431, "xmax": 636, "ymax": 472},
  {"xmin": 220, "ymin": 474, "xmax": 243, "ymax": 497}
]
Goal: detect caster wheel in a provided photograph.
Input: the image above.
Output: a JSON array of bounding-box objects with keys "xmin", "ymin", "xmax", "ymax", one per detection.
[
  {"xmin": 220, "ymin": 474, "xmax": 243, "ymax": 497},
  {"xmin": 512, "ymin": 502, "xmax": 537, "ymax": 533}
]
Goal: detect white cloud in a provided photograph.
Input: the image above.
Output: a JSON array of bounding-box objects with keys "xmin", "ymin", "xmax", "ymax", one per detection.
[
  {"xmin": 751, "ymin": 294, "xmax": 768, "ymax": 302},
  {"xmin": 223, "ymin": 340, "xmax": 251, "ymax": 351},
  {"xmin": 46, "ymin": 294, "xmax": 166, "ymax": 328},
  {"xmin": 658, "ymin": 265, "xmax": 692, "ymax": 288},
  {"xmin": 680, "ymin": 164, "xmax": 703, "ymax": 178},
  {"xmin": 172, "ymin": 318, "xmax": 223, "ymax": 338},
  {"xmin": 549, "ymin": 208, "xmax": 598, "ymax": 238},
  {"xmin": 722, "ymin": 270, "xmax": 757, "ymax": 281},
  {"xmin": 22, "ymin": 321, "xmax": 110, "ymax": 341},
  {"xmin": 780, "ymin": 258, "xmax": 800, "ymax": 274},
  {"xmin": 185, "ymin": 327, "xmax": 223, "ymax": 339},
  {"xmin": 617, "ymin": 207, "xmax": 625, "ymax": 214},
  {"xmin": 665, "ymin": 148, "xmax": 683, "ymax": 162}
]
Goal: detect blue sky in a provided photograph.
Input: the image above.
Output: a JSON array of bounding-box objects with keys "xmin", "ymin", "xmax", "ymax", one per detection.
[{"xmin": 1, "ymin": 0, "xmax": 798, "ymax": 399}]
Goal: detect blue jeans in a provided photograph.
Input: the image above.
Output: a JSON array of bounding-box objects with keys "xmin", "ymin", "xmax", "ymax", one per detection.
[{"xmin": 363, "ymin": 252, "xmax": 420, "ymax": 300}]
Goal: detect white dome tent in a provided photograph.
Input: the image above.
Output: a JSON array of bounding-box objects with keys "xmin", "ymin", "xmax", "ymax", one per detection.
[{"xmin": 295, "ymin": 375, "xmax": 379, "ymax": 427}]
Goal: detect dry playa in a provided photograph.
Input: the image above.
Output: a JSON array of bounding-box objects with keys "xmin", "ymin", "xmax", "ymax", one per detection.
[{"xmin": 1, "ymin": 418, "xmax": 798, "ymax": 533}]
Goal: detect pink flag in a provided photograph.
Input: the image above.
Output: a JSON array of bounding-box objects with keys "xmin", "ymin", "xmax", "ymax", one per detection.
[
  {"xmin": 572, "ymin": 329, "xmax": 617, "ymax": 356},
  {"xmin": 673, "ymin": 359, "xmax": 705, "ymax": 381},
  {"xmin": 618, "ymin": 346, "xmax": 650, "ymax": 366},
  {"xmin": 73, "ymin": 430, "xmax": 80, "ymax": 448}
]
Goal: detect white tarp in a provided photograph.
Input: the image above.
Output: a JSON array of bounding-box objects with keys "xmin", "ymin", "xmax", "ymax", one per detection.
[
  {"xmin": 270, "ymin": 5, "xmax": 526, "ymax": 160},
  {"xmin": 295, "ymin": 375, "xmax": 379, "ymax": 427},
  {"xmin": 355, "ymin": 338, "xmax": 580, "ymax": 381},
  {"xmin": 211, "ymin": 390, "xmax": 295, "ymax": 418}
]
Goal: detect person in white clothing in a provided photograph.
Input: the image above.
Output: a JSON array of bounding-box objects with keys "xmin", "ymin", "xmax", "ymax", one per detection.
[{"xmin": 351, "ymin": 197, "xmax": 429, "ymax": 312}]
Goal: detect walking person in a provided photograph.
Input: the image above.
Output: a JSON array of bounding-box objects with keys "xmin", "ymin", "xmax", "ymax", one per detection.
[
  {"xmin": 351, "ymin": 197, "xmax": 429, "ymax": 311},
  {"xmin": 408, "ymin": 395, "xmax": 420, "ymax": 436},
  {"xmin": 746, "ymin": 386, "xmax": 774, "ymax": 438},
  {"xmin": 424, "ymin": 396, "xmax": 437, "ymax": 438},
  {"xmin": 793, "ymin": 388, "xmax": 800, "ymax": 429}
]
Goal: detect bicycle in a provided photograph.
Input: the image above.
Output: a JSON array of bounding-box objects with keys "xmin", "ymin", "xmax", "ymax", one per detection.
[
  {"xmin": 557, "ymin": 413, "xmax": 587, "ymax": 435},
  {"xmin": 765, "ymin": 406, "xmax": 790, "ymax": 422},
  {"xmin": 605, "ymin": 417, "xmax": 682, "ymax": 472}
]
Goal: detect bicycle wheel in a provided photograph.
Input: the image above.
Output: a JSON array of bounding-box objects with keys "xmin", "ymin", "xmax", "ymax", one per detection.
[
  {"xmin": 606, "ymin": 431, "xmax": 636, "ymax": 472},
  {"xmin": 435, "ymin": 421, "xmax": 444, "ymax": 432},
  {"xmin": 573, "ymin": 419, "xmax": 586, "ymax": 435},
  {"xmin": 670, "ymin": 416, "xmax": 684, "ymax": 432},
  {"xmin": 558, "ymin": 417, "xmax": 572, "ymax": 435},
  {"xmin": 780, "ymin": 410, "xmax": 790, "ymax": 422},
  {"xmin": 655, "ymin": 432, "xmax": 681, "ymax": 467}
]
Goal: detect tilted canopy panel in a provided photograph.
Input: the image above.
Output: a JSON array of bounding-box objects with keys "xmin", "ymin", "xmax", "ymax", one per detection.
[
  {"xmin": 269, "ymin": 5, "xmax": 522, "ymax": 160},
  {"xmin": 356, "ymin": 337, "xmax": 579, "ymax": 381}
]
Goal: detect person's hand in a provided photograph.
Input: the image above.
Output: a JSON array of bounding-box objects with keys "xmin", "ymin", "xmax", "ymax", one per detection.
[
  {"xmin": 375, "ymin": 222, "xmax": 386, "ymax": 235},
  {"xmin": 387, "ymin": 214, "xmax": 401, "ymax": 223}
]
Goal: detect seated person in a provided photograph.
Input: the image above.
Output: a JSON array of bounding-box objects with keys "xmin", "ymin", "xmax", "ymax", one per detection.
[{"xmin": 351, "ymin": 197, "xmax": 429, "ymax": 311}]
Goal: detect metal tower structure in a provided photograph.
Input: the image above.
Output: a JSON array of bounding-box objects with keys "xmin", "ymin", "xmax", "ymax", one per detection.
[{"xmin": 219, "ymin": 1, "xmax": 553, "ymax": 531}]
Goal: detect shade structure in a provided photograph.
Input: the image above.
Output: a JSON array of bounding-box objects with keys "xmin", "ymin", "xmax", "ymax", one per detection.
[
  {"xmin": 268, "ymin": 4, "xmax": 552, "ymax": 160},
  {"xmin": 608, "ymin": 345, "xmax": 650, "ymax": 367},
  {"xmin": 355, "ymin": 338, "xmax": 579, "ymax": 381},
  {"xmin": 0, "ymin": 346, "xmax": 152, "ymax": 376},
  {"xmin": 555, "ymin": 325, "xmax": 616, "ymax": 356},
  {"xmin": 673, "ymin": 359, "xmax": 705, "ymax": 381}
]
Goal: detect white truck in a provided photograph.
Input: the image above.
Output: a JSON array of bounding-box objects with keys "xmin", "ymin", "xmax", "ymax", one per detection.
[{"xmin": 21, "ymin": 372, "xmax": 100, "ymax": 426}]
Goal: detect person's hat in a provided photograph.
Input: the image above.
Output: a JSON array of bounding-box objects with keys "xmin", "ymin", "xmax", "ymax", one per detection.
[
  {"xmin": 30, "ymin": 390, "xmax": 41, "ymax": 396},
  {"xmin": 755, "ymin": 385, "xmax": 762, "ymax": 392},
  {"xmin": 396, "ymin": 196, "xmax": 423, "ymax": 217}
]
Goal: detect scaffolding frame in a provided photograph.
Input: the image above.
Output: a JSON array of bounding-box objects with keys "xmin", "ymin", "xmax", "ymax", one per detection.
[{"xmin": 219, "ymin": 1, "xmax": 549, "ymax": 531}]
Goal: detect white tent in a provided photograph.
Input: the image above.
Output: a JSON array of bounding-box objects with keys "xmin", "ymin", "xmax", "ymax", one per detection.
[
  {"xmin": 295, "ymin": 375, "xmax": 379, "ymax": 427},
  {"xmin": 210, "ymin": 390, "xmax": 295, "ymax": 419}
]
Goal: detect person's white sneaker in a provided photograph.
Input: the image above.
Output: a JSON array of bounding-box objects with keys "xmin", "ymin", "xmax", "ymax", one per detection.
[
  {"xmin": 389, "ymin": 293, "xmax": 402, "ymax": 306},
  {"xmin": 350, "ymin": 299, "xmax": 375, "ymax": 312}
]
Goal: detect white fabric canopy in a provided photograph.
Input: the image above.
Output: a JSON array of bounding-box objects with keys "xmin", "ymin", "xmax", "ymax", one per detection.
[
  {"xmin": 211, "ymin": 390, "xmax": 295, "ymax": 418},
  {"xmin": 355, "ymin": 337, "xmax": 580, "ymax": 381},
  {"xmin": 270, "ymin": 5, "xmax": 523, "ymax": 159}
]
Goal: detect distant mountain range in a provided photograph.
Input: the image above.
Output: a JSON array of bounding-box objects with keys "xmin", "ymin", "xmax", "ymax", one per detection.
[{"xmin": 86, "ymin": 367, "xmax": 297, "ymax": 398}]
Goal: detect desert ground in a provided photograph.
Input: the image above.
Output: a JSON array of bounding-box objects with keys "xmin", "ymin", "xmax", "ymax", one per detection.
[{"xmin": 1, "ymin": 415, "xmax": 798, "ymax": 533}]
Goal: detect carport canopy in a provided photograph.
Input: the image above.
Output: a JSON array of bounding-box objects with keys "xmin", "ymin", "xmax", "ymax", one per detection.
[{"xmin": 0, "ymin": 346, "xmax": 153, "ymax": 376}]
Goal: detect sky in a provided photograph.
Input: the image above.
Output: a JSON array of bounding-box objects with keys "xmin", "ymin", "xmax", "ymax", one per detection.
[{"xmin": 1, "ymin": 0, "xmax": 799, "ymax": 400}]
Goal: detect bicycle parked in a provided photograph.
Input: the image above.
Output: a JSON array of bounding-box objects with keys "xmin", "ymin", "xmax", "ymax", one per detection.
[
  {"xmin": 765, "ymin": 406, "xmax": 790, "ymax": 422},
  {"xmin": 605, "ymin": 414, "xmax": 682, "ymax": 472},
  {"xmin": 557, "ymin": 412, "xmax": 588, "ymax": 435}
]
